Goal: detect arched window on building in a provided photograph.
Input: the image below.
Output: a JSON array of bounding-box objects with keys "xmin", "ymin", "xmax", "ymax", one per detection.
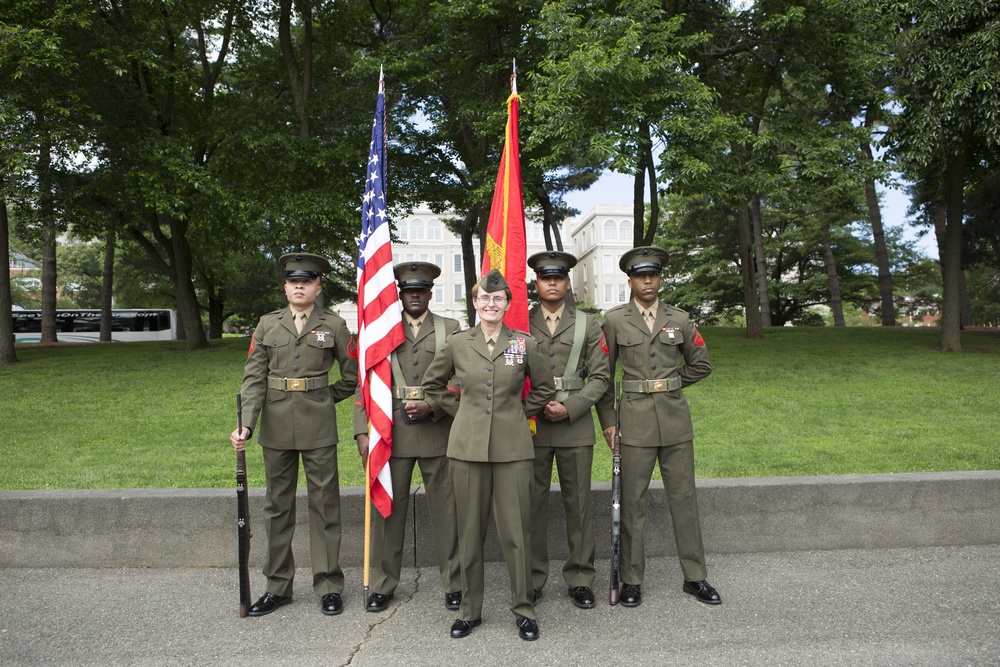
[
  {"xmin": 620, "ymin": 220, "xmax": 633, "ymax": 242},
  {"xmin": 410, "ymin": 218, "xmax": 424, "ymax": 240},
  {"xmin": 427, "ymin": 218, "xmax": 442, "ymax": 241},
  {"xmin": 396, "ymin": 220, "xmax": 408, "ymax": 241},
  {"xmin": 604, "ymin": 219, "xmax": 617, "ymax": 241}
]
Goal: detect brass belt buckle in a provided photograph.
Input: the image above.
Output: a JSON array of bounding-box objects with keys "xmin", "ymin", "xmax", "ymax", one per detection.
[
  {"xmin": 403, "ymin": 387, "xmax": 424, "ymax": 400},
  {"xmin": 648, "ymin": 378, "xmax": 666, "ymax": 392},
  {"xmin": 285, "ymin": 378, "xmax": 306, "ymax": 391}
]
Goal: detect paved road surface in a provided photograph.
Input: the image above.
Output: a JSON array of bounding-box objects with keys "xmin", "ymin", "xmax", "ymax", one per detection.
[{"xmin": 2, "ymin": 545, "xmax": 997, "ymax": 667}]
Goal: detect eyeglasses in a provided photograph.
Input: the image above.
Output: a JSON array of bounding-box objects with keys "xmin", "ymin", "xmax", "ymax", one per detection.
[{"xmin": 475, "ymin": 295, "xmax": 508, "ymax": 305}]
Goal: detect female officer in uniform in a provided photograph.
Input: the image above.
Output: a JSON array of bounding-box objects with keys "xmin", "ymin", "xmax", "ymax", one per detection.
[{"xmin": 422, "ymin": 269, "xmax": 555, "ymax": 642}]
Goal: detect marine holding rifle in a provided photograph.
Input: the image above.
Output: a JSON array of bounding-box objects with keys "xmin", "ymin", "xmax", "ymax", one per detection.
[
  {"xmin": 230, "ymin": 252, "xmax": 358, "ymax": 617},
  {"xmin": 353, "ymin": 262, "xmax": 462, "ymax": 615},
  {"xmin": 596, "ymin": 246, "xmax": 721, "ymax": 608},
  {"xmin": 526, "ymin": 251, "xmax": 610, "ymax": 610},
  {"xmin": 422, "ymin": 269, "xmax": 555, "ymax": 642}
]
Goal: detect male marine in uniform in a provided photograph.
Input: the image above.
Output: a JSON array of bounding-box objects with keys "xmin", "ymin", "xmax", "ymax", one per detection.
[
  {"xmin": 596, "ymin": 246, "xmax": 721, "ymax": 607},
  {"xmin": 526, "ymin": 251, "xmax": 610, "ymax": 610},
  {"xmin": 354, "ymin": 262, "xmax": 462, "ymax": 614},
  {"xmin": 230, "ymin": 252, "xmax": 358, "ymax": 617}
]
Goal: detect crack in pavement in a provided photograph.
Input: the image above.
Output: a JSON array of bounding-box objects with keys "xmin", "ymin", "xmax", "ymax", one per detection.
[{"xmin": 342, "ymin": 567, "xmax": 424, "ymax": 666}]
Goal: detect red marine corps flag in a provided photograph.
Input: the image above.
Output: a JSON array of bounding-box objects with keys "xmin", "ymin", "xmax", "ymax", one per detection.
[
  {"xmin": 481, "ymin": 61, "xmax": 528, "ymax": 334},
  {"xmin": 481, "ymin": 62, "xmax": 534, "ymax": 430},
  {"xmin": 357, "ymin": 67, "xmax": 402, "ymax": 521}
]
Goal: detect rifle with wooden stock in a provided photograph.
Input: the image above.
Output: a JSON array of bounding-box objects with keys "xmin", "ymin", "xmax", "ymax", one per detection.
[
  {"xmin": 609, "ymin": 380, "xmax": 622, "ymax": 605},
  {"xmin": 235, "ymin": 393, "xmax": 252, "ymax": 617}
]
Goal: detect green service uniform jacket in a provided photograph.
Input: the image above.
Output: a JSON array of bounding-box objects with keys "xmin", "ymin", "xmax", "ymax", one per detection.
[
  {"xmin": 423, "ymin": 324, "xmax": 555, "ymax": 462},
  {"xmin": 353, "ymin": 311, "xmax": 461, "ymax": 597},
  {"xmin": 422, "ymin": 324, "xmax": 555, "ymax": 621},
  {"xmin": 238, "ymin": 306, "xmax": 358, "ymax": 597},
  {"xmin": 595, "ymin": 300, "xmax": 711, "ymax": 443},
  {"xmin": 241, "ymin": 307, "xmax": 358, "ymax": 448},
  {"xmin": 528, "ymin": 304, "xmax": 610, "ymax": 591},
  {"xmin": 596, "ymin": 299, "xmax": 712, "ymax": 584}
]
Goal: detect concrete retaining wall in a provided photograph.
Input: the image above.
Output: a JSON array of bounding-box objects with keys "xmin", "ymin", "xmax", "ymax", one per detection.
[{"xmin": 1, "ymin": 471, "xmax": 997, "ymax": 568}]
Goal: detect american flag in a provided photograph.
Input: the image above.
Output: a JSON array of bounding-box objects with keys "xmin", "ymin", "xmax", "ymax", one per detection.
[{"xmin": 357, "ymin": 69, "xmax": 402, "ymax": 518}]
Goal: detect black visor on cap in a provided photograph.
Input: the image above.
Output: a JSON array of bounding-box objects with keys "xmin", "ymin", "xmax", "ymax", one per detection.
[
  {"xmin": 535, "ymin": 265, "xmax": 569, "ymax": 277},
  {"xmin": 625, "ymin": 261, "xmax": 662, "ymax": 275},
  {"xmin": 286, "ymin": 269, "xmax": 320, "ymax": 279}
]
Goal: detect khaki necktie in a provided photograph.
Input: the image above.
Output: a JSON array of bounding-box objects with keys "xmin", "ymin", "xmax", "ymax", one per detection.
[
  {"xmin": 643, "ymin": 309, "xmax": 656, "ymax": 333},
  {"xmin": 410, "ymin": 320, "xmax": 421, "ymax": 339},
  {"xmin": 546, "ymin": 314, "xmax": 559, "ymax": 335},
  {"xmin": 487, "ymin": 337, "xmax": 495, "ymax": 355},
  {"xmin": 295, "ymin": 312, "xmax": 306, "ymax": 335}
]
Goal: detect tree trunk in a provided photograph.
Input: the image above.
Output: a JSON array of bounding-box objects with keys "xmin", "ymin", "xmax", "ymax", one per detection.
[
  {"xmin": 861, "ymin": 108, "xmax": 895, "ymax": 326},
  {"xmin": 37, "ymin": 138, "xmax": 58, "ymax": 343},
  {"xmin": 534, "ymin": 185, "xmax": 562, "ymax": 251},
  {"xmin": 279, "ymin": 0, "xmax": 312, "ymax": 141},
  {"xmin": 821, "ymin": 220, "xmax": 845, "ymax": 327},
  {"xmin": 208, "ymin": 290, "xmax": 225, "ymax": 339},
  {"xmin": 641, "ymin": 121, "xmax": 659, "ymax": 246},
  {"xmin": 460, "ymin": 205, "xmax": 482, "ymax": 327},
  {"xmin": 100, "ymin": 229, "xmax": 115, "ymax": 342},
  {"xmin": 632, "ymin": 151, "xmax": 646, "ymax": 248},
  {"xmin": 0, "ymin": 192, "xmax": 17, "ymax": 365},
  {"xmin": 203, "ymin": 266, "xmax": 225, "ymax": 339},
  {"xmin": 166, "ymin": 214, "xmax": 209, "ymax": 349},
  {"xmin": 738, "ymin": 203, "xmax": 762, "ymax": 339},
  {"xmin": 750, "ymin": 194, "xmax": 771, "ymax": 326},
  {"xmin": 959, "ymin": 270, "xmax": 972, "ymax": 329},
  {"xmin": 939, "ymin": 130, "xmax": 970, "ymax": 352}
]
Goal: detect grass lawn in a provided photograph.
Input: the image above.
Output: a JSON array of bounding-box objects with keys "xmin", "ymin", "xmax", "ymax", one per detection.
[{"xmin": 1, "ymin": 326, "xmax": 998, "ymax": 490}]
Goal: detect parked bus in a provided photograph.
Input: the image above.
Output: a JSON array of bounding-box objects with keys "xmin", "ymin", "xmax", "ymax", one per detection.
[{"xmin": 12, "ymin": 309, "xmax": 177, "ymax": 343}]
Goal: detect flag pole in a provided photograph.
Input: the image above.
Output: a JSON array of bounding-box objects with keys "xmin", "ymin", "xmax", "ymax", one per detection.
[{"xmin": 363, "ymin": 420, "xmax": 372, "ymax": 604}]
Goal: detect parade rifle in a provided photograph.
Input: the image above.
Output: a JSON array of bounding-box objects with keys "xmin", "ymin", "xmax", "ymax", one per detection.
[
  {"xmin": 236, "ymin": 393, "xmax": 252, "ymax": 617},
  {"xmin": 609, "ymin": 380, "xmax": 622, "ymax": 605}
]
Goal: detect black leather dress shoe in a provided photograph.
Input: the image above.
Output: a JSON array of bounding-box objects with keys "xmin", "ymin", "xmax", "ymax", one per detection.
[
  {"xmin": 321, "ymin": 593, "xmax": 343, "ymax": 615},
  {"xmin": 450, "ymin": 618, "xmax": 481, "ymax": 639},
  {"xmin": 683, "ymin": 580, "xmax": 722, "ymax": 605},
  {"xmin": 366, "ymin": 592, "xmax": 392, "ymax": 613},
  {"xmin": 444, "ymin": 591, "xmax": 462, "ymax": 611},
  {"xmin": 515, "ymin": 615, "xmax": 539, "ymax": 641},
  {"xmin": 248, "ymin": 592, "xmax": 292, "ymax": 617},
  {"xmin": 569, "ymin": 586, "xmax": 596, "ymax": 609},
  {"xmin": 620, "ymin": 583, "xmax": 642, "ymax": 607}
]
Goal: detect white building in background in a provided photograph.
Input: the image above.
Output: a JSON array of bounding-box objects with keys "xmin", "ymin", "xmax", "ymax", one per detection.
[
  {"xmin": 568, "ymin": 204, "xmax": 635, "ymax": 311},
  {"xmin": 332, "ymin": 204, "xmax": 637, "ymax": 327}
]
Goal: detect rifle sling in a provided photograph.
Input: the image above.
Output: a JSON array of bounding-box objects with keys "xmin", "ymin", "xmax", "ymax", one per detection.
[
  {"xmin": 554, "ymin": 313, "xmax": 588, "ymax": 403},
  {"xmin": 391, "ymin": 313, "xmax": 446, "ymax": 395}
]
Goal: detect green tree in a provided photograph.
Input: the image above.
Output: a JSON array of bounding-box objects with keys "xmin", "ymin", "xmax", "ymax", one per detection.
[
  {"xmin": 375, "ymin": 0, "xmax": 601, "ymax": 324},
  {"xmin": 1, "ymin": 0, "xmax": 97, "ymax": 344},
  {"xmin": 530, "ymin": 0, "xmax": 717, "ymax": 248},
  {"xmin": 886, "ymin": 0, "xmax": 1000, "ymax": 351}
]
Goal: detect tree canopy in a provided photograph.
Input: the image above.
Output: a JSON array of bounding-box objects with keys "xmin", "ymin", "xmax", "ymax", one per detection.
[{"xmin": 4, "ymin": 0, "xmax": 997, "ymax": 362}]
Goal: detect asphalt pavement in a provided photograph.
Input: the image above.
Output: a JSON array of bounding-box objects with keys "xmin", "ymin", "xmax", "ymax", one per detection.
[{"xmin": 2, "ymin": 545, "xmax": 998, "ymax": 667}]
